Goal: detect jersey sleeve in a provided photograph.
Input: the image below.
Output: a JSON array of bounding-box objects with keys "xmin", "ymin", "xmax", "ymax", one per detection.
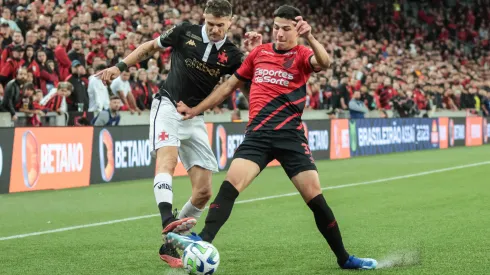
[
  {"xmin": 233, "ymin": 47, "xmax": 259, "ymax": 81},
  {"xmin": 301, "ymin": 46, "xmax": 322, "ymax": 74},
  {"xmin": 157, "ymin": 22, "xmax": 187, "ymax": 49}
]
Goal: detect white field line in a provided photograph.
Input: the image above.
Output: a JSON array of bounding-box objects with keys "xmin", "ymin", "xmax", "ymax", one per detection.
[{"xmin": 1, "ymin": 161, "xmax": 488, "ymax": 241}]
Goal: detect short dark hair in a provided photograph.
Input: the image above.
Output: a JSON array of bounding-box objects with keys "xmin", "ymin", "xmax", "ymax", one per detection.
[
  {"xmin": 23, "ymin": 82, "xmax": 35, "ymax": 91},
  {"xmin": 204, "ymin": 0, "xmax": 232, "ymax": 17},
  {"xmin": 273, "ymin": 5, "xmax": 301, "ymax": 21},
  {"xmin": 110, "ymin": 95, "xmax": 121, "ymax": 101}
]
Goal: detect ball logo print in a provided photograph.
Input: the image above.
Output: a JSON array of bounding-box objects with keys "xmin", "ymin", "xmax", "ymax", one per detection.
[
  {"xmin": 183, "ymin": 241, "xmax": 220, "ymax": 275},
  {"xmin": 215, "ymin": 125, "xmax": 227, "ymax": 170},
  {"xmin": 99, "ymin": 129, "xmax": 115, "ymax": 182},
  {"xmin": 21, "ymin": 130, "xmax": 40, "ymax": 188}
]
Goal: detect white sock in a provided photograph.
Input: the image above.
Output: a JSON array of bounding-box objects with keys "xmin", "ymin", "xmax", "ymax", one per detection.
[
  {"xmin": 178, "ymin": 199, "xmax": 204, "ymax": 220},
  {"xmin": 154, "ymin": 173, "xmax": 173, "ymax": 206}
]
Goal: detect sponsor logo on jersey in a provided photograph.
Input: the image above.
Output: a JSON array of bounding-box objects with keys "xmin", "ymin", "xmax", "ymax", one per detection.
[
  {"xmin": 185, "ymin": 31, "xmax": 203, "ymax": 42},
  {"xmin": 254, "ymin": 68, "xmax": 294, "ymax": 87},
  {"xmin": 186, "ymin": 39, "xmax": 196, "ymax": 47},
  {"xmin": 185, "ymin": 58, "xmax": 221, "ymax": 77}
]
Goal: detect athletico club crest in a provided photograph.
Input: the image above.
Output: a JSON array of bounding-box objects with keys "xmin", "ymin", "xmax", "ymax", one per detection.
[
  {"xmin": 283, "ymin": 55, "xmax": 295, "ymax": 69},
  {"xmin": 217, "ymin": 51, "xmax": 228, "ymax": 64}
]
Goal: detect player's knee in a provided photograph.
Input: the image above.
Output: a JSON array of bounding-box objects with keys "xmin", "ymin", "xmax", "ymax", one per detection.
[
  {"xmin": 156, "ymin": 155, "xmax": 178, "ymax": 175},
  {"xmin": 194, "ymin": 185, "xmax": 213, "ymax": 204}
]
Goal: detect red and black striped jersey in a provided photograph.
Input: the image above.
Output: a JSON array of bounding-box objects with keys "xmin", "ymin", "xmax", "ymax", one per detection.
[{"xmin": 234, "ymin": 43, "xmax": 319, "ymax": 132}]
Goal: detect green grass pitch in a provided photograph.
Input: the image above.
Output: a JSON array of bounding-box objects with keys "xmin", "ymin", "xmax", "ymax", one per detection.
[{"xmin": 1, "ymin": 146, "xmax": 489, "ymax": 275}]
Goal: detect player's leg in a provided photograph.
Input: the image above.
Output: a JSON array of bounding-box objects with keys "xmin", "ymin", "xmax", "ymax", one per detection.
[
  {"xmin": 168, "ymin": 158, "xmax": 261, "ymax": 249},
  {"xmin": 167, "ymin": 132, "xmax": 273, "ymax": 248},
  {"xmin": 275, "ymin": 131, "xmax": 377, "ymax": 270},
  {"xmin": 150, "ymin": 95, "xmax": 196, "ymax": 267},
  {"xmin": 290, "ymin": 170, "xmax": 377, "ymax": 269},
  {"xmin": 176, "ymin": 117, "xmax": 216, "ymax": 220},
  {"xmin": 177, "ymin": 166, "xmax": 212, "ymax": 219},
  {"xmin": 150, "ymin": 96, "xmax": 197, "ymax": 232}
]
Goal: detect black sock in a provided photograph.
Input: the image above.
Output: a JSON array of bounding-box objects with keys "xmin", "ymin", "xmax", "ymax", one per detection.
[
  {"xmin": 159, "ymin": 202, "xmax": 175, "ymax": 229},
  {"xmin": 199, "ymin": 181, "xmax": 239, "ymax": 242},
  {"xmin": 307, "ymin": 194, "xmax": 350, "ymax": 266}
]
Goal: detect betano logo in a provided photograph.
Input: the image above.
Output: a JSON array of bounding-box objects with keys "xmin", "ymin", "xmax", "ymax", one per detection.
[
  {"xmin": 215, "ymin": 125, "xmax": 245, "ymax": 170},
  {"xmin": 99, "ymin": 129, "xmax": 115, "ymax": 182},
  {"xmin": 99, "ymin": 129, "xmax": 152, "ymax": 182},
  {"xmin": 215, "ymin": 125, "xmax": 227, "ymax": 170},
  {"xmin": 9, "ymin": 128, "xmax": 92, "ymax": 193},
  {"xmin": 22, "ymin": 130, "xmax": 84, "ymax": 188}
]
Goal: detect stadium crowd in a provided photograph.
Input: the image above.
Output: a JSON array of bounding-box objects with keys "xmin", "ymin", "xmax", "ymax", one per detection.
[{"xmin": 1, "ymin": 0, "xmax": 490, "ymax": 125}]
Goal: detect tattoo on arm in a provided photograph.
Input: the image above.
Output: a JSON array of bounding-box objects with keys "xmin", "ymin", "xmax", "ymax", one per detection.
[{"xmin": 137, "ymin": 49, "xmax": 157, "ymax": 61}]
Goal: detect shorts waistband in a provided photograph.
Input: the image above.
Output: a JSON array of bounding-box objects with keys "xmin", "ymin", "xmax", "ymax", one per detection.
[{"xmin": 155, "ymin": 89, "xmax": 177, "ymax": 108}]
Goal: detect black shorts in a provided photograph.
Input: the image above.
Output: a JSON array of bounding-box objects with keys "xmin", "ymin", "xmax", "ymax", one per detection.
[{"xmin": 233, "ymin": 129, "xmax": 317, "ymax": 178}]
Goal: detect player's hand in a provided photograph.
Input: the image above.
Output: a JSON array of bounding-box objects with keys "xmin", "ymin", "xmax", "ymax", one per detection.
[
  {"xmin": 294, "ymin": 16, "xmax": 312, "ymax": 39},
  {"xmin": 176, "ymin": 101, "xmax": 196, "ymax": 120},
  {"xmin": 94, "ymin": 66, "xmax": 121, "ymax": 81},
  {"xmin": 244, "ymin": 31, "xmax": 262, "ymax": 52}
]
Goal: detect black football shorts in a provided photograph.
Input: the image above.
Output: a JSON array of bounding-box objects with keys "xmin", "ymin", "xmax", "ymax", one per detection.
[{"xmin": 233, "ymin": 129, "xmax": 317, "ymax": 178}]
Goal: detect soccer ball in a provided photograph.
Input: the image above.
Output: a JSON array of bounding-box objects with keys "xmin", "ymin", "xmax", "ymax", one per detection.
[{"xmin": 182, "ymin": 241, "xmax": 220, "ymax": 275}]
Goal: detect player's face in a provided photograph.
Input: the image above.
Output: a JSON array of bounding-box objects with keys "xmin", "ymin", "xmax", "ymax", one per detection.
[
  {"xmin": 204, "ymin": 13, "xmax": 231, "ymax": 42},
  {"xmin": 273, "ymin": 17, "xmax": 298, "ymax": 50},
  {"xmin": 110, "ymin": 99, "xmax": 121, "ymax": 111}
]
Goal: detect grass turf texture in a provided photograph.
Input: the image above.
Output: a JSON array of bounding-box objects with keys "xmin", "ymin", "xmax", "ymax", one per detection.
[{"xmin": 0, "ymin": 146, "xmax": 489, "ymax": 274}]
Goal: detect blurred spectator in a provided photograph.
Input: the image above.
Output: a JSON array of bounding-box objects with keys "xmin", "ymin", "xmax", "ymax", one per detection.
[
  {"xmin": 40, "ymin": 81, "xmax": 73, "ymax": 114},
  {"xmin": 92, "ymin": 95, "xmax": 121, "ymax": 126},
  {"xmin": 1, "ymin": 67, "xmax": 27, "ymax": 120},
  {"xmin": 68, "ymin": 38, "xmax": 85, "ymax": 67},
  {"xmin": 0, "ymin": 8, "xmax": 21, "ymax": 32},
  {"xmin": 349, "ymin": 90, "xmax": 369, "ymax": 119},
  {"xmin": 17, "ymin": 82, "xmax": 44, "ymax": 126},
  {"xmin": 66, "ymin": 60, "xmax": 89, "ymax": 112},
  {"xmin": 0, "ymin": 45, "xmax": 24, "ymax": 85},
  {"xmin": 110, "ymin": 70, "xmax": 140, "ymax": 114},
  {"xmin": 88, "ymin": 64, "xmax": 110, "ymax": 112}
]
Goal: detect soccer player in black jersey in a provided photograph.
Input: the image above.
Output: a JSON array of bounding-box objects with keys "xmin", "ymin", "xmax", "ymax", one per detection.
[
  {"xmin": 96, "ymin": 0, "xmax": 261, "ymax": 268},
  {"xmin": 169, "ymin": 5, "xmax": 377, "ymax": 270}
]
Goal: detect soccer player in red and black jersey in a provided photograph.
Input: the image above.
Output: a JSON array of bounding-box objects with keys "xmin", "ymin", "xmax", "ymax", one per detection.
[{"xmin": 171, "ymin": 5, "xmax": 377, "ymax": 270}]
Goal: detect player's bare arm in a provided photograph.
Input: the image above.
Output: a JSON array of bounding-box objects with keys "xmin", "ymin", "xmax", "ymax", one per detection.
[
  {"xmin": 177, "ymin": 75, "xmax": 243, "ymax": 120},
  {"xmin": 295, "ymin": 16, "xmax": 331, "ymax": 70},
  {"xmin": 95, "ymin": 39, "xmax": 160, "ymax": 81}
]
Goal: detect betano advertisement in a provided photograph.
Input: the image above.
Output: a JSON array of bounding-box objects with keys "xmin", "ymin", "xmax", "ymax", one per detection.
[
  {"xmin": 9, "ymin": 127, "xmax": 93, "ymax": 193},
  {"xmin": 1, "ymin": 117, "xmax": 489, "ymax": 194},
  {"xmin": 90, "ymin": 126, "xmax": 156, "ymax": 184},
  {"xmin": 349, "ymin": 118, "xmax": 440, "ymax": 157},
  {"xmin": 0, "ymin": 128, "xmax": 14, "ymax": 194}
]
